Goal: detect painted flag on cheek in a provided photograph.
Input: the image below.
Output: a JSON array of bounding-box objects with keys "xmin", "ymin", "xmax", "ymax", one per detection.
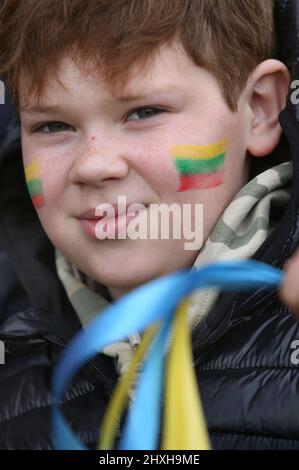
[
  {"xmin": 171, "ymin": 138, "xmax": 229, "ymax": 192},
  {"xmin": 24, "ymin": 160, "xmax": 45, "ymax": 209}
]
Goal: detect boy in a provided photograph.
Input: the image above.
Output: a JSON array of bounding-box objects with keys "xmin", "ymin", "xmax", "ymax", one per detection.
[{"xmin": 0, "ymin": 0, "xmax": 298, "ymax": 449}]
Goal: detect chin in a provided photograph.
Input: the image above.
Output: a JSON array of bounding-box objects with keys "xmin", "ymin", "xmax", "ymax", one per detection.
[{"xmin": 92, "ymin": 267, "xmax": 156, "ymax": 291}]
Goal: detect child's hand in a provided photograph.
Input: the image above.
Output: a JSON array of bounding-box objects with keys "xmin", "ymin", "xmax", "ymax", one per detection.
[{"xmin": 279, "ymin": 248, "xmax": 299, "ymax": 319}]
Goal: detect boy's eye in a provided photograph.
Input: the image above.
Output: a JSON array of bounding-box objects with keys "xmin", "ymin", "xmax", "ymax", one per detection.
[
  {"xmin": 33, "ymin": 122, "xmax": 73, "ymax": 133},
  {"xmin": 31, "ymin": 107, "xmax": 165, "ymax": 134},
  {"xmin": 127, "ymin": 107, "xmax": 165, "ymax": 121}
]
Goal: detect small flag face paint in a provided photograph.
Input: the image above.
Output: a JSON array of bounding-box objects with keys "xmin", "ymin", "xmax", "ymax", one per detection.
[
  {"xmin": 24, "ymin": 160, "xmax": 45, "ymax": 209},
  {"xmin": 171, "ymin": 138, "xmax": 229, "ymax": 192}
]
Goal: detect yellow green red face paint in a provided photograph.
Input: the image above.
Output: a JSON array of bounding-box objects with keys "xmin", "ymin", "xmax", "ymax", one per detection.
[
  {"xmin": 170, "ymin": 138, "xmax": 229, "ymax": 192},
  {"xmin": 24, "ymin": 160, "xmax": 45, "ymax": 209}
]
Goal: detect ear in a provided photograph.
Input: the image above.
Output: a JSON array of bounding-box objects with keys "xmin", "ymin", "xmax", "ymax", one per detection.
[{"xmin": 245, "ymin": 59, "xmax": 290, "ymax": 157}]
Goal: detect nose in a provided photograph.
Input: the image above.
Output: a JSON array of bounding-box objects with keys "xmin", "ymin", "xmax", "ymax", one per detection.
[{"xmin": 68, "ymin": 140, "xmax": 130, "ymax": 187}]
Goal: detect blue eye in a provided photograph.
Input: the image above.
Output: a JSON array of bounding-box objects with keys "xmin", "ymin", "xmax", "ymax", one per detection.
[
  {"xmin": 33, "ymin": 122, "xmax": 73, "ymax": 133},
  {"xmin": 127, "ymin": 107, "xmax": 165, "ymax": 121}
]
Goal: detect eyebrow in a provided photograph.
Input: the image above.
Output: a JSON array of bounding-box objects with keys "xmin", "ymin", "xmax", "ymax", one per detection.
[
  {"xmin": 20, "ymin": 104, "xmax": 65, "ymax": 114},
  {"xmin": 107, "ymin": 84, "xmax": 183, "ymax": 102},
  {"xmin": 19, "ymin": 85, "xmax": 183, "ymax": 114}
]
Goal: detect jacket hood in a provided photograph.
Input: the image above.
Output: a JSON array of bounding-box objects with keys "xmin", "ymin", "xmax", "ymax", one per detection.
[{"xmin": 0, "ymin": 112, "xmax": 81, "ymax": 344}]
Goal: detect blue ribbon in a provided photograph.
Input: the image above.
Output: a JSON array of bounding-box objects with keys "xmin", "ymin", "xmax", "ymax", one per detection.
[{"xmin": 119, "ymin": 315, "xmax": 173, "ymax": 450}]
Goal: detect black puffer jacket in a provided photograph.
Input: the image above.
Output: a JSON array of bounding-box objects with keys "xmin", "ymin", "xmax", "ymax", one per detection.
[{"xmin": 1, "ymin": 1, "xmax": 299, "ymax": 451}]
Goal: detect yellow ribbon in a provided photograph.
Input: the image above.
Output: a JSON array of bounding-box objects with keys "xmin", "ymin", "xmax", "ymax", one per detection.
[{"xmin": 162, "ymin": 299, "xmax": 211, "ymax": 450}]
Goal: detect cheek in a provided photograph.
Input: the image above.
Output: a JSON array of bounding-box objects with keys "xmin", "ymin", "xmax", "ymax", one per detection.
[
  {"xmin": 42, "ymin": 158, "xmax": 68, "ymax": 205},
  {"xmin": 134, "ymin": 137, "xmax": 230, "ymax": 196},
  {"xmin": 171, "ymin": 138, "xmax": 229, "ymax": 192},
  {"xmin": 24, "ymin": 153, "xmax": 69, "ymax": 211},
  {"xmin": 24, "ymin": 160, "xmax": 46, "ymax": 210},
  {"xmin": 134, "ymin": 146, "xmax": 180, "ymax": 194}
]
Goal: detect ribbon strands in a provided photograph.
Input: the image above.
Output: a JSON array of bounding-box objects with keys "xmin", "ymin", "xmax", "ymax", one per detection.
[{"xmin": 52, "ymin": 259, "xmax": 283, "ymax": 450}]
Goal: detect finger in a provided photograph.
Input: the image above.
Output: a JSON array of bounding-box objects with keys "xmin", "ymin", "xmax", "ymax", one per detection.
[{"xmin": 279, "ymin": 248, "xmax": 299, "ymax": 319}]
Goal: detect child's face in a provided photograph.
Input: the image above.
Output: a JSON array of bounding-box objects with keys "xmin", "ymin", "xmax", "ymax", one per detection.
[{"xmin": 20, "ymin": 41, "xmax": 250, "ymax": 299}]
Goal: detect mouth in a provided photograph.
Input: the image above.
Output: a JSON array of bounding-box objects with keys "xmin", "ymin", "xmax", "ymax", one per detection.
[{"xmin": 77, "ymin": 204, "xmax": 148, "ymax": 240}]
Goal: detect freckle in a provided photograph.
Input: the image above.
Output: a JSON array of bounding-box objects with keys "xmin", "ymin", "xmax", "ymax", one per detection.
[{"xmin": 86, "ymin": 145, "xmax": 97, "ymax": 155}]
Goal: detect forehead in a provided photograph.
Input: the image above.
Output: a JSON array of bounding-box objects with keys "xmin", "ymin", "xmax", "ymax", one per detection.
[{"xmin": 19, "ymin": 41, "xmax": 198, "ymax": 109}]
